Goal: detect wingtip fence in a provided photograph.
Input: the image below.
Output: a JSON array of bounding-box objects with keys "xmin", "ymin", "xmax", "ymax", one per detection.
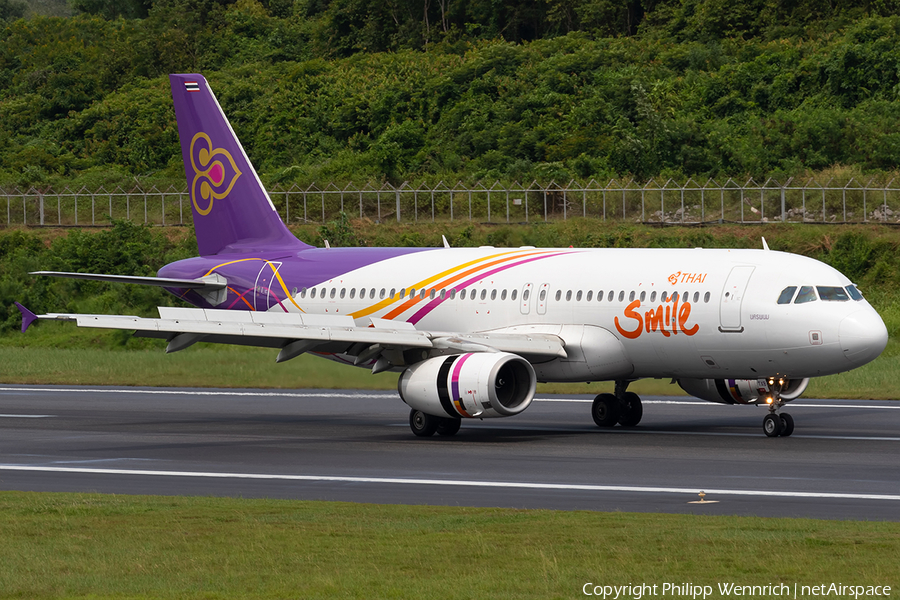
[{"xmin": 3, "ymin": 178, "xmax": 900, "ymax": 227}]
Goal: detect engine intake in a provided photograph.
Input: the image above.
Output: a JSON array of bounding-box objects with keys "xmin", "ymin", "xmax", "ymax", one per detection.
[
  {"xmin": 398, "ymin": 352, "xmax": 536, "ymax": 419},
  {"xmin": 678, "ymin": 377, "xmax": 809, "ymax": 405}
]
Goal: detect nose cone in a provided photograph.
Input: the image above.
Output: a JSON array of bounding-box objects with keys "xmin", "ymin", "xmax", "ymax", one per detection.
[{"xmin": 839, "ymin": 309, "xmax": 888, "ymax": 366}]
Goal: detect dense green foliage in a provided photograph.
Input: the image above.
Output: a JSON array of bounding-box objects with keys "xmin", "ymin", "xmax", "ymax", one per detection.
[{"xmin": 3, "ymin": 1, "xmax": 900, "ymax": 189}]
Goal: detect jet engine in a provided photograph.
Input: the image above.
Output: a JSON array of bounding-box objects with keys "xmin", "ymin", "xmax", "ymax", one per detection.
[
  {"xmin": 398, "ymin": 352, "xmax": 536, "ymax": 419},
  {"xmin": 677, "ymin": 377, "xmax": 809, "ymax": 405}
]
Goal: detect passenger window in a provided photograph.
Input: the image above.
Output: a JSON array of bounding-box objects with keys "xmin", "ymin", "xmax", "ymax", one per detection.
[
  {"xmin": 566, "ymin": 290, "xmax": 572, "ymax": 301},
  {"xmin": 440, "ymin": 289, "xmax": 445, "ymax": 299},
  {"xmin": 330, "ymin": 288, "xmax": 336, "ymax": 299},
  {"xmin": 617, "ymin": 291, "xmax": 624, "ymax": 302},
  {"xmin": 340, "ymin": 288, "xmax": 346, "ymax": 299},
  {"xmin": 586, "ymin": 291, "xmax": 593, "ymax": 301},
  {"xmin": 794, "ymin": 286, "xmax": 817, "ymax": 304},
  {"xmin": 628, "ymin": 291, "xmax": 635, "ymax": 302},
  {"xmin": 460, "ymin": 289, "xmax": 467, "ymax": 300},
  {"xmin": 480, "ymin": 289, "xmax": 487, "ymax": 300},
  {"xmin": 430, "ymin": 289, "xmax": 436, "ymax": 299},
  {"xmin": 501, "ymin": 289, "xmax": 507, "ymax": 300},
  {"xmin": 777, "ymin": 286, "xmax": 797, "ymax": 305},
  {"xmin": 450, "ymin": 289, "xmax": 456, "ymax": 299},
  {"xmin": 555, "ymin": 290, "xmax": 561, "ymax": 301},
  {"xmin": 420, "ymin": 289, "xmax": 427, "ymax": 299},
  {"xmin": 310, "ymin": 288, "xmax": 317, "ymax": 299},
  {"xmin": 650, "ymin": 291, "xmax": 657, "ymax": 302},
  {"xmin": 540, "ymin": 289, "xmax": 547, "ymax": 301},
  {"xmin": 693, "ymin": 291, "xmax": 699, "ymax": 303},
  {"xmin": 597, "ymin": 290, "xmax": 604, "ymax": 301},
  {"xmin": 370, "ymin": 289, "xmax": 376, "ymax": 299},
  {"xmin": 661, "ymin": 292, "xmax": 668, "ymax": 302},
  {"xmin": 409, "ymin": 288, "xmax": 416, "ymax": 298},
  {"xmin": 846, "ymin": 285, "xmax": 863, "ymax": 301},
  {"xmin": 511, "ymin": 289, "xmax": 518, "ymax": 301},
  {"xmin": 576, "ymin": 291, "xmax": 582, "ymax": 301},
  {"xmin": 349, "ymin": 288, "xmax": 356, "ymax": 299},
  {"xmin": 490, "ymin": 289, "xmax": 497, "ymax": 300},
  {"xmin": 817, "ymin": 286, "xmax": 850, "ymax": 301},
  {"xmin": 704, "ymin": 291, "xmax": 710, "ymax": 303},
  {"xmin": 523, "ymin": 289, "xmax": 530, "ymax": 301},
  {"xmin": 608, "ymin": 291, "xmax": 614, "ymax": 302},
  {"xmin": 640, "ymin": 291, "xmax": 646, "ymax": 301}
]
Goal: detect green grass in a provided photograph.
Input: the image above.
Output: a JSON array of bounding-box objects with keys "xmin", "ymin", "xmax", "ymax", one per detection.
[{"xmin": 0, "ymin": 492, "xmax": 897, "ymax": 599}]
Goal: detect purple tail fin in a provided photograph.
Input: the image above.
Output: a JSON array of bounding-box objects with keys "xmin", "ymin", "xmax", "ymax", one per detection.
[{"xmin": 169, "ymin": 74, "xmax": 311, "ymax": 256}]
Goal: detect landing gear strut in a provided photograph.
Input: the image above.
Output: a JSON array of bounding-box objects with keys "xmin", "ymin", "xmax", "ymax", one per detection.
[
  {"xmin": 592, "ymin": 380, "xmax": 643, "ymax": 429},
  {"xmin": 762, "ymin": 379, "xmax": 794, "ymax": 437}
]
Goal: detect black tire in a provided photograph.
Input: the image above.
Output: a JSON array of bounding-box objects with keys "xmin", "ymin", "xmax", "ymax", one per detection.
[
  {"xmin": 592, "ymin": 393, "xmax": 620, "ymax": 427},
  {"xmin": 409, "ymin": 409, "xmax": 439, "ymax": 437},
  {"xmin": 618, "ymin": 391, "xmax": 643, "ymax": 427},
  {"xmin": 780, "ymin": 413, "xmax": 794, "ymax": 437},
  {"xmin": 763, "ymin": 413, "xmax": 782, "ymax": 437},
  {"xmin": 436, "ymin": 417, "xmax": 462, "ymax": 436}
]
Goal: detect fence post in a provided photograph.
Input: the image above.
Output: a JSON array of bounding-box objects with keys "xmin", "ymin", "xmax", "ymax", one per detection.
[
  {"xmin": 396, "ymin": 188, "xmax": 401, "ymax": 223},
  {"xmin": 781, "ymin": 186, "xmax": 785, "ymax": 222},
  {"xmin": 39, "ymin": 191, "xmax": 44, "ymax": 226}
]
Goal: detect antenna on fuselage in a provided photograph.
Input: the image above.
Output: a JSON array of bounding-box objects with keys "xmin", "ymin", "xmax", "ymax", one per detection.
[
  {"xmin": 442, "ymin": 235, "xmax": 451, "ymax": 249},
  {"xmin": 761, "ymin": 237, "xmax": 770, "ymax": 251}
]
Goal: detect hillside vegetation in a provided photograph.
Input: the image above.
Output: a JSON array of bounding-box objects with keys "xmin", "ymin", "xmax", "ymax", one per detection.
[{"xmin": 3, "ymin": 1, "xmax": 900, "ymax": 191}]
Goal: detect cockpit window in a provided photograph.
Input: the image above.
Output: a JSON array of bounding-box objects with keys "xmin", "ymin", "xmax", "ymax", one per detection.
[
  {"xmin": 794, "ymin": 286, "xmax": 817, "ymax": 304},
  {"xmin": 777, "ymin": 286, "xmax": 797, "ymax": 305},
  {"xmin": 846, "ymin": 285, "xmax": 864, "ymax": 301},
  {"xmin": 817, "ymin": 286, "xmax": 850, "ymax": 301}
]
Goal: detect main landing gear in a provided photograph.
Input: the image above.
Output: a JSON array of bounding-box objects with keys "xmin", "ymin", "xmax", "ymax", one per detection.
[
  {"xmin": 591, "ymin": 381, "xmax": 643, "ymax": 429},
  {"xmin": 409, "ymin": 409, "xmax": 461, "ymax": 437}
]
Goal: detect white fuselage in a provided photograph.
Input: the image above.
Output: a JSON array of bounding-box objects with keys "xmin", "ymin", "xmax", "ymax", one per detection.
[{"xmin": 278, "ymin": 247, "xmax": 887, "ymax": 382}]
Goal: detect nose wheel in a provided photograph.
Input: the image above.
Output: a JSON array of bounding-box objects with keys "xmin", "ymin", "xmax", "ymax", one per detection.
[{"xmin": 761, "ymin": 379, "xmax": 795, "ymax": 437}]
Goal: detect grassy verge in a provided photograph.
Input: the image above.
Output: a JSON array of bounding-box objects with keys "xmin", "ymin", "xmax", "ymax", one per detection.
[
  {"xmin": 0, "ymin": 492, "xmax": 897, "ymax": 599},
  {"xmin": 0, "ymin": 343, "xmax": 897, "ymax": 399}
]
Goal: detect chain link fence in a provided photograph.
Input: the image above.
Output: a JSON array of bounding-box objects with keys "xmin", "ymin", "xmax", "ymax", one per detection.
[{"xmin": 4, "ymin": 177, "xmax": 900, "ymax": 227}]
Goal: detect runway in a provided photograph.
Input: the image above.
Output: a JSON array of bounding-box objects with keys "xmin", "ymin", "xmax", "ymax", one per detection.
[{"xmin": 1, "ymin": 385, "xmax": 898, "ymax": 520}]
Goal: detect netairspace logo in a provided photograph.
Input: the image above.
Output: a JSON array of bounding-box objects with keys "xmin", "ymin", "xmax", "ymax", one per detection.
[{"xmin": 582, "ymin": 582, "xmax": 892, "ymax": 599}]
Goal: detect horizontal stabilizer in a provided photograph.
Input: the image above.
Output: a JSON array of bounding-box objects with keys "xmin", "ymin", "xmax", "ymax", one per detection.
[{"xmin": 30, "ymin": 271, "xmax": 226, "ymax": 291}]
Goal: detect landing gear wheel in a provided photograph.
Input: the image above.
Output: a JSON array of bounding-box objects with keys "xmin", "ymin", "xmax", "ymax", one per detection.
[
  {"xmin": 409, "ymin": 409, "xmax": 439, "ymax": 437},
  {"xmin": 592, "ymin": 393, "xmax": 620, "ymax": 428},
  {"xmin": 763, "ymin": 413, "xmax": 783, "ymax": 437},
  {"xmin": 436, "ymin": 417, "xmax": 461, "ymax": 436},
  {"xmin": 618, "ymin": 392, "xmax": 643, "ymax": 427},
  {"xmin": 780, "ymin": 413, "xmax": 794, "ymax": 437}
]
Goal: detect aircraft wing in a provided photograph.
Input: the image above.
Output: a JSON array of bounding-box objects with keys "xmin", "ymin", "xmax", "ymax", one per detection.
[{"xmin": 19, "ymin": 305, "xmax": 566, "ymax": 372}]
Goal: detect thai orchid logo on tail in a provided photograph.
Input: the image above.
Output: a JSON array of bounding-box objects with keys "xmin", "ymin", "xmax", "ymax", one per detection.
[{"xmin": 190, "ymin": 132, "xmax": 242, "ymax": 215}]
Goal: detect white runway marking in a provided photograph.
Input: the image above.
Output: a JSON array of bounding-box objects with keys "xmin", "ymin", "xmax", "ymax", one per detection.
[
  {"xmin": 2, "ymin": 464, "xmax": 898, "ymax": 502},
  {"xmin": 2, "ymin": 387, "xmax": 898, "ymax": 410},
  {"xmin": 0, "ymin": 414, "xmax": 54, "ymax": 418}
]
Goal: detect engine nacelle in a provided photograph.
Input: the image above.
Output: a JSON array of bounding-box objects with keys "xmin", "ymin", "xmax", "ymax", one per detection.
[
  {"xmin": 398, "ymin": 352, "xmax": 536, "ymax": 419},
  {"xmin": 677, "ymin": 377, "xmax": 809, "ymax": 405}
]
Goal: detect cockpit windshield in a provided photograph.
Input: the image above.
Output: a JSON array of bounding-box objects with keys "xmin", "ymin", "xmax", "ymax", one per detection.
[
  {"xmin": 817, "ymin": 286, "xmax": 850, "ymax": 301},
  {"xmin": 794, "ymin": 286, "xmax": 817, "ymax": 304},
  {"xmin": 777, "ymin": 284, "xmax": 865, "ymax": 304}
]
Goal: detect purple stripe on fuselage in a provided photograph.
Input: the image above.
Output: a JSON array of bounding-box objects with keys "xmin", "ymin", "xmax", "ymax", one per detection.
[{"xmin": 407, "ymin": 251, "xmax": 575, "ymax": 324}]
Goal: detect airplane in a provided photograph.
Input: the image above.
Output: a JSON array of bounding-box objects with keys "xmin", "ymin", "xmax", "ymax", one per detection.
[{"xmin": 16, "ymin": 74, "xmax": 889, "ymax": 438}]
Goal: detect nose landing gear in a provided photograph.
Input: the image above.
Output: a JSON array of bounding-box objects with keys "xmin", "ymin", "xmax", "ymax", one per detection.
[{"xmin": 762, "ymin": 379, "xmax": 794, "ymax": 437}]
